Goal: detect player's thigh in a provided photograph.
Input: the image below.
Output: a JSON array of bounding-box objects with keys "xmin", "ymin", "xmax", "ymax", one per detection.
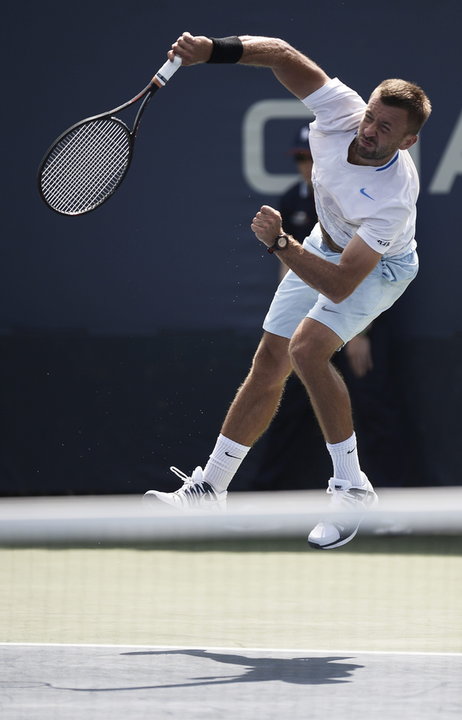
[{"xmin": 263, "ymin": 268, "xmax": 320, "ymax": 340}]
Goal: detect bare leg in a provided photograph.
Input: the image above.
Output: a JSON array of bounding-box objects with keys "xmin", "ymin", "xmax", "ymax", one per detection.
[
  {"xmin": 221, "ymin": 331, "xmax": 292, "ymax": 446},
  {"xmin": 289, "ymin": 318, "xmax": 353, "ymax": 444},
  {"xmin": 289, "ymin": 319, "xmax": 378, "ymax": 548}
]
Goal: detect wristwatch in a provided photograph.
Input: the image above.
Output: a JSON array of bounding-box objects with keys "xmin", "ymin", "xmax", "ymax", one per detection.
[{"xmin": 267, "ymin": 233, "xmax": 290, "ymax": 254}]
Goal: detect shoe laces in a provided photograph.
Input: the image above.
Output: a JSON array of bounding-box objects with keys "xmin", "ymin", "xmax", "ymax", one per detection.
[
  {"xmin": 170, "ymin": 466, "xmax": 192, "ymax": 484},
  {"xmin": 170, "ymin": 465, "xmax": 206, "ymax": 497},
  {"xmin": 169, "ymin": 466, "xmax": 206, "ymax": 492}
]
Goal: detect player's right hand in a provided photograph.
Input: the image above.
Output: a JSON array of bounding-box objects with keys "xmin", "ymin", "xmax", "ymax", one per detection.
[
  {"xmin": 251, "ymin": 205, "xmax": 283, "ymax": 247},
  {"xmin": 168, "ymin": 32, "xmax": 213, "ymax": 65}
]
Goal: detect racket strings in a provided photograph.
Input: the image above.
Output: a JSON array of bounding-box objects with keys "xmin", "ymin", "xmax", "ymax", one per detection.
[
  {"xmin": 43, "ymin": 121, "xmax": 129, "ymax": 209},
  {"xmin": 40, "ymin": 119, "xmax": 131, "ymax": 214}
]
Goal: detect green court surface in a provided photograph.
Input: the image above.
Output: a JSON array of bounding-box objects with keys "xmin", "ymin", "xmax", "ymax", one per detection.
[{"xmin": 1, "ymin": 536, "xmax": 461, "ymax": 653}]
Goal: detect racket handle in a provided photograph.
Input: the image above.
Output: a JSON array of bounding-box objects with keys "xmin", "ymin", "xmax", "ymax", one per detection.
[{"xmin": 153, "ymin": 55, "xmax": 182, "ymax": 87}]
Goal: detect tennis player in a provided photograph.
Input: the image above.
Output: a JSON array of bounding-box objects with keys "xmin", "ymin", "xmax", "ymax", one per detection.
[{"xmin": 145, "ymin": 33, "xmax": 432, "ymax": 549}]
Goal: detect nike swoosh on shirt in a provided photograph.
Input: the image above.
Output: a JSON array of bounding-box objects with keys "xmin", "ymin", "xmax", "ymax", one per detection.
[
  {"xmin": 360, "ymin": 187, "xmax": 375, "ymax": 200},
  {"xmin": 321, "ymin": 305, "xmax": 340, "ymax": 314}
]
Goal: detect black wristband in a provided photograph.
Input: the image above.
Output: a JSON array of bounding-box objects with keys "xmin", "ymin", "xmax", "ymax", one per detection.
[{"xmin": 206, "ymin": 36, "xmax": 243, "ymax": 64}]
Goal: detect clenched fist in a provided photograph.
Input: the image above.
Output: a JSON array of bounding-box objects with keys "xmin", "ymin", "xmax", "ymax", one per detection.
[
  {"xmin": 251, "ymin": 205, "xmax": 283, "ymax": 247},
  {"xmin": 167, "ymin": 32, "xmax": 213, "ymax": 65}
]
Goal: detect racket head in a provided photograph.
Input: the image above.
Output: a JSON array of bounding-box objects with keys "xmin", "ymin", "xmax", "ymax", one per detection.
[{"xmin": 38, "ymin": 116, "xmax": 133, "ymax": 216}]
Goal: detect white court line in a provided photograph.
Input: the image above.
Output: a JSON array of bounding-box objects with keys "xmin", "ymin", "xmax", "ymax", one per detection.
[{"xmin": 1, "ymin": 642, "xmax": 461, "ymax": 658}]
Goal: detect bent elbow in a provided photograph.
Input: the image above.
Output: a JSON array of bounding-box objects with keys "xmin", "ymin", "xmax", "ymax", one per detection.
[{"xmin": 326, "ymin": 286, "xmax": 354, "ymax": 304}]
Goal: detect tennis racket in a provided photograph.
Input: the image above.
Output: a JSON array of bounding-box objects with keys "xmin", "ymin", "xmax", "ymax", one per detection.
[{"xmin": 38, "ymin": 55, "xmax": 182, "ymax": 216}]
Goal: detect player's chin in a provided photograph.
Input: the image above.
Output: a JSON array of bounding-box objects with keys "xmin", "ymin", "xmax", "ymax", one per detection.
[{"xmin": 356, "ymin": 142, "xmax": 377, "ymax": 159}]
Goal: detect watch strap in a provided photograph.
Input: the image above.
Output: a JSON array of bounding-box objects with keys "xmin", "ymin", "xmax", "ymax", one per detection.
[{"xmin": 267, "ymin": 234, "xmax": 289, "ymax": 254}]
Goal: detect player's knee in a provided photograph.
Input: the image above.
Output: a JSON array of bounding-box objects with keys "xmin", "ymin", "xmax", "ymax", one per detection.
[
  {"xmin": 289, "ymin": 331, "xmax": 330, "ymax": 375},
  {"xmin": 289, "ymin": 320, "xmax": 341, "ymax": 374},
  {"xmin": 289, "ymin": 335, "xmax": 314, "ymax": 373}
]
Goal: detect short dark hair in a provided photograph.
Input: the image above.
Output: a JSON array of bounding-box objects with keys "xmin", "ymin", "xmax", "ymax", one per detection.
[{"xmin": 373, "ymin": 79, "xmax": 432, "ymax": 134}]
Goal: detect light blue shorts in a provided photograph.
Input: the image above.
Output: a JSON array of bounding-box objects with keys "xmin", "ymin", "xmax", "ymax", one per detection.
[{"xmin": 263, "ymin": 225, "xmax": 419, "ymax": 344}]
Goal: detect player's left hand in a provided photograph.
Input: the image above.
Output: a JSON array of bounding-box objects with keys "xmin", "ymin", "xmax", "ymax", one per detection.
[
  {"xmin": 345, "ymin": 334, "xmax": 373, "ymax": 377},
  {"xmin": 251, "ymin": 205, "xmax": 283, "ymax": 247}
]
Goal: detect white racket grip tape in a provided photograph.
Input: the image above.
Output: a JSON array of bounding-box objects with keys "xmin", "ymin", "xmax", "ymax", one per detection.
[{"xmin": 153, "ymin": 55, "xmax": 182, "ymax": 86}]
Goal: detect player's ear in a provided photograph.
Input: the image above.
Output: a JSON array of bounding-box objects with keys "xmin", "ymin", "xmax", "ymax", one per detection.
[{"xmin": 399, "ymin": 134, "xmax": 418, "ymax": 151}]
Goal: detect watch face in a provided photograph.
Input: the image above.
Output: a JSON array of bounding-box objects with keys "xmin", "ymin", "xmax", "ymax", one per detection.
[{"xmin": 277, "ymin": 235, "xmax": 288, "ymax": 249}]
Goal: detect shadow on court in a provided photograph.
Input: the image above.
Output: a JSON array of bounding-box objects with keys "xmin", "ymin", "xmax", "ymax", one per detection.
[
  {"xmin": 54, "ymin": 649, "xmax": 363, "ymax": 691},
  {"xmin": 2, "ymin": 644, "xmax": 460, "ymax": 720}
]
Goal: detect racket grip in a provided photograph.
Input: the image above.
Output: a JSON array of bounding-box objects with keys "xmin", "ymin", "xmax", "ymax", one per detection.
[{"xmin": 153, "ymin": 55, "xmax": 182, "ymax": 86}]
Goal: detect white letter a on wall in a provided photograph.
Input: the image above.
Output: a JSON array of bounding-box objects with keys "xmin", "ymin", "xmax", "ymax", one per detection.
[{"xmin": 429, "ymin": 109, "xmax": 462, "ymax": 194}]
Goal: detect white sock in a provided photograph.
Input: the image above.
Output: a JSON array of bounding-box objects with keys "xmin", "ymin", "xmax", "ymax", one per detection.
[
  {"xmin": 203, "ymin": 434, "xmax": 250, "ymax": 493},
  {"xmin": 326, "ymin": 432, "xmax": 363, "ymax": 488}
]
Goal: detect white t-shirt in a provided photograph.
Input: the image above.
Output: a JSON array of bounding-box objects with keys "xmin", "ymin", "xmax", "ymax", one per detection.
[{"xmin": 302, "ymin": 77, "xmax": 419, "ymax": 257}]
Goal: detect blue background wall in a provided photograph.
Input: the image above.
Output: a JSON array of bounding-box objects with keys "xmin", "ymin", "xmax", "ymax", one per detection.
[{"xmin": 1, "ymin": 0, "xmax": 461, "ymax": 493}]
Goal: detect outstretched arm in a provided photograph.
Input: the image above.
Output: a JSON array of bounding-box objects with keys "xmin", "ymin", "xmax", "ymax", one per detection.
[{"xmin": 167, "ymin": 32, "xmax": 329, "ymax": 99}]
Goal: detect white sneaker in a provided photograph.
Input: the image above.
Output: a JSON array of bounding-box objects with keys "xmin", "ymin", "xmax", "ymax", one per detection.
[
  {"xmin": 308, "ymin": 472, "xmax": 378, "ymax": 550},
  {"xmin": 144, "ymin": 466, "xmax": 227, "ymax": 513}
]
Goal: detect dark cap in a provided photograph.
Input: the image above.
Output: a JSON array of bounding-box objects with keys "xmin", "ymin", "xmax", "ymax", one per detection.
[{"xmin": 290, "ymin": 125, "xmax": 311, "ymax": 156}]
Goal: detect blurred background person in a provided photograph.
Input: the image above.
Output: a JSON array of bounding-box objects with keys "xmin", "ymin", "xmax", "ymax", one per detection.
[{"xmin": 278, "ymin": 125, "xmax": 317, "ymax": 280}]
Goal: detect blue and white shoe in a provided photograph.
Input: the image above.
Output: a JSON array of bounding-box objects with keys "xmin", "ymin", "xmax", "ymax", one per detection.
[
  {"xmin": 144, "ymin": 466, "xmax": 227, "ymax": 513},
  {"xmin": 308, "ymin": 473, "xmax": 378, "ymax": 549}
]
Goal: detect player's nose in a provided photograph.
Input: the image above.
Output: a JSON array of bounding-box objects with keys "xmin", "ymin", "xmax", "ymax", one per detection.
[{"xmin": 364, "ymin": 121, "xmax": 377, "ymax": 137}]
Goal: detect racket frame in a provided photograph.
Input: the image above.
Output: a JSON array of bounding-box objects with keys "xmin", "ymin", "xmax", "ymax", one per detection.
[{"xmin": 38, "ymin": 56, "xmax": 181, "ymax": 216}]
